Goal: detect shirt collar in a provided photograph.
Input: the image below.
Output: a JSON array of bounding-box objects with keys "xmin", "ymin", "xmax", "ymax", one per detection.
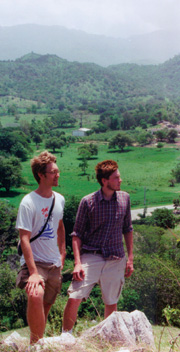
[{"xmin": 98, "ymin": 189, "xmax": 117, "ymax": 202}]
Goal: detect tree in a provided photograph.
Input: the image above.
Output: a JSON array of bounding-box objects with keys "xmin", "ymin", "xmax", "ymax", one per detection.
[
  {"xmin": 20, "ymin": 120, "xmax": 31, "ymax": 136},
  {"xmin": 109, "ymin": 115, "xmax": 120, "ymax": 130},
  {"xmin": 0, "ymin": 156, "xmax": 23, "ymax": 192},
  {"xmin": 88, "ymin": 143, "xmax": 98, "ymax": 156},
  {"xmin": 30, "ymin": 118, "xmax": 44, "ymax": 138},
  {"xmin": 7, "ymin": 104, "xmax": 17, "ymax": 116},
  {"xmin": 155, "ymin": 129, "xmax": 167, "ymax": 142},
  {"xmin": 33, "ymin": 133, "xmax": 43, "ymax": 148},
  {"xmin": 53, "ymin": 110, "xmax": 76, "ymax": 128},
  {"xmin": 78, "ymin": 146, "xmax": 91, "ymax": 175},
  {"xmin": 78, "ymin": 144, "xmax": 98, "ymax": 158},
  {"xmin": 167, "ymin": 129, "xmax": 178, "ymax": 143},
  {"xmin": 10, "ymin": 142, "xmax": 28, "ymax": 161},
  {"xmin": 31, "ymin": 104, "xmax": 37, "ymax": 114},
  {"xmin": 121, "ymin": 112, "xmax": 136, "ymax": 130},
  {"xmin": 93, "ymin": 122, "xmax": 108, "ymax": 133},
  {"xmin": 172, "ymin": 163, "xmax": 180, "ymax": 183},
  {"xmin": 0, "ymin": 130, "xmax": 30, "ymax": 159},
  {"xmin": 79, "ymin": 157, "xmax": 89, "ymax": 175},
  {"xmin": 109, "ymin": 132, "xmax": 133, "ymax": 152},
  {"xmin": 42, "ymin": 117, "xmax": 54, "ymax": 133},
  {"xmin": 137, "ymin": 132, "xmax": 153, "ymax": 146},
  {"xmin": 45, "ymin": 137, "xmax": 66, "ymax": 153}
]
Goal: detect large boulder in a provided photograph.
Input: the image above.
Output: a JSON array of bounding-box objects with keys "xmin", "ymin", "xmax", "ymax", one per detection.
[{"xmin": 81, "ymin": 310, "xmax": 155, "ymax": 350}]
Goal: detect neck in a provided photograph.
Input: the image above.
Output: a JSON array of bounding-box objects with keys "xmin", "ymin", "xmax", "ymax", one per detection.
[
  {"xmin": 101, "ymin": 187, "xmax": 115, "ymax": 201},
  {"xmin": 35, "ymin": 185, "xmax": 53, "ymax": 198}
]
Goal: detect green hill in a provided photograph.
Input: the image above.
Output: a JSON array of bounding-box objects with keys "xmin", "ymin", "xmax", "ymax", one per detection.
[{"xmin": 1, "ymin": 53, "xmax": 180, "ymax": 111}]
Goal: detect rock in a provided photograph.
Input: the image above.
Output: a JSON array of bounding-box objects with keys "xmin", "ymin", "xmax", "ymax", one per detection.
[
  {"xmin": 81, "ymin": 310, "xmax": 155, "ymax": 350},
  {"xmin": 130, "ymin": 310, "xmax": 155, "ymax": 346},
  {"xmin": 3, "ymin": 331, "xmax": 27, "ymax": 350},
  {"xmin": 37, "ymin": 332, "xmax": 76, "ymax": 348},
  {"xmin": 2, "ymin": 331, "xmax": 76, "ymax": 351}
]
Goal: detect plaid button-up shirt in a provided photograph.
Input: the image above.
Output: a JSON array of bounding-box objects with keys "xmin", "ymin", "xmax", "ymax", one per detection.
[{"xmin": 71, "ymin": 189, "xmax": 133, "ymax": 259}]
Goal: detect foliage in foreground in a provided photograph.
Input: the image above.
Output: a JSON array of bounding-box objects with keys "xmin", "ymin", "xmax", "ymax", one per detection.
[{"xmin": 0, "ymin": 200, "xmax": 18, "ymax": 256}]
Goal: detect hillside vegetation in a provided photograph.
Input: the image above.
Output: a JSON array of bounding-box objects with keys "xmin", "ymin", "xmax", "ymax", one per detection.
[{"xmin": 0, "ymin": 53, "xmax": 180, "ymax": 109}]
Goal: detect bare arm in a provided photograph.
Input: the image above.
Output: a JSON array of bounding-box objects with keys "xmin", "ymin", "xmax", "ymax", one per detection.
[
  {"xmin": 57, "ymin": 219, "xmax": 66, "ymax": 270},
  {"xmin": 72, "ymin": 236, "xmax": 85, "ymax": 281},
  {"xmin": 19, "ymin": 229, "xmax": 45, "ymax": 295},
  {"xmin": 124, "ymin": 230, "xmax": 134, "ymax": 278}
]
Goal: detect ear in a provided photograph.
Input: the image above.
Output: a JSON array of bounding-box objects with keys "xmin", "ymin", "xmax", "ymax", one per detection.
[
  {"xmin": 38, "ymin": 172, "xmax": 45, "ymax": 181},
  {"xmin": 101, "ymin": 177, "xmax": 107, "ymax": 187}
]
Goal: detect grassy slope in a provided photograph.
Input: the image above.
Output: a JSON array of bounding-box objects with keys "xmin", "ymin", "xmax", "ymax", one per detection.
[{"xmin": 1, "ymin": 143, "xmax": 180, "ymax": 209}]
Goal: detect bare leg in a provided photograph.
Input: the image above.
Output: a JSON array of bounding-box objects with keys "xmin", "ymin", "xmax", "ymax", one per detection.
[
  {"xmin": 27, "ymin": 285, "xmax": 45, "ymax": 344},
  {"xmin": 104, "ymin": 303, "xmax": 117, "ymax": 319},
  {"xmin": 44, "ymin": 301, "xmax": 52, "ymax": 323},
  {"xmin": 63, "ymin": 298, "xmax": 82, "ymax": 331}
]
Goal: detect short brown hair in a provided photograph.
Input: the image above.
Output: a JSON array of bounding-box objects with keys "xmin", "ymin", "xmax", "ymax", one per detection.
[
  {"xmin": 95, "ymin": 160, "xmax": 118, "ymax": 186},
  {"xmin": 31, "ymin": 150, "xmax": 57, "ymax": 184}
]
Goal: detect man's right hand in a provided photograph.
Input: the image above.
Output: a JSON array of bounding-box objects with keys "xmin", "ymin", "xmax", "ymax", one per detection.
[
  {"xmin": 72, "ymin": 263, "xmax": 85, "ymax": 281},
  {"xmin": 25, "ymin": 273, "xmax": 45, "ymax": 296}
]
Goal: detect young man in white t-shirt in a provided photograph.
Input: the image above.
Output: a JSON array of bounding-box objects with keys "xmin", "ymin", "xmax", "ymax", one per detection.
[{"xmin": 16, "ymin": 151, "xmax": 66, "ymax": 345}]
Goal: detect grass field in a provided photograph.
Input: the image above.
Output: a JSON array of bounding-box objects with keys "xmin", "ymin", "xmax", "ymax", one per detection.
[{"xmin": 1, "ymin": 142, "xmax": 180, "ymax": 209}]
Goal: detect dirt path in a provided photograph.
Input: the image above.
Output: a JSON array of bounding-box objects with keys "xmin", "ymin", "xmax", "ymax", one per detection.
[{"xmin": 131, "ymin": 204, "xmax": 174, "ymax": 220}]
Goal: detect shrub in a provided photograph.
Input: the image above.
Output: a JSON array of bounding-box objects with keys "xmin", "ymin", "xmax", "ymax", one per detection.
[
  {"xmin": 123, "ymin": 255, "xmax": 180, "ymax": 324},
  {"xmin": 0, "ymin": 263, "xmax": 27, "ymax": 331},
  {"xmin": 150, "ymin": 208, "xmax": 176, "ymax": 229},
  {"xmin": 63, "ymin": 195, "xmax": 80, "ymax": 257},
  {"xmin": 0, "ymin": 200, "xmax": 18, "ymax": 257},
  {"xmin": 162, "ymin": 306, "xmax": 180, "ymax": 327}
]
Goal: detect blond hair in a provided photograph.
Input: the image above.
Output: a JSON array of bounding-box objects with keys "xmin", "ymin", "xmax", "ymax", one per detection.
[{"xmin": 31, "ymin": 150, "xmax": 57, "ymax": 183}]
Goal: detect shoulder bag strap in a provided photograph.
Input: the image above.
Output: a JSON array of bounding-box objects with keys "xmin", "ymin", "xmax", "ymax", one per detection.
[{"xmin": 30, "ymin": 193, "xmax": 55, "ymax": 243}]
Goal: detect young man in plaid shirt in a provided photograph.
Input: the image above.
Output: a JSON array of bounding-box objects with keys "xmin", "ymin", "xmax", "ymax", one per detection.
[{"xmin": 63, "ymin": 159, "xmax": 133, "ymax": 333}]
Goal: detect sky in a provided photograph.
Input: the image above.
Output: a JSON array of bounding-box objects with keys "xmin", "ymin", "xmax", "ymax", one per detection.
[{"xmin": 0, "ymin": 0, "xmax": 180, "ymax": 38}]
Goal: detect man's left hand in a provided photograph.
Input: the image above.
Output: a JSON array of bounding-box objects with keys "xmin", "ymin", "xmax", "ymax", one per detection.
[{"xmin": 125, "ymin": 260, "xmax": 134, "ymax": 278}]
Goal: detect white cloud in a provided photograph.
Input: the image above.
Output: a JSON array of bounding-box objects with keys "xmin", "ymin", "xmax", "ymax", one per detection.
[{"xmin": 0, "ymin": 0, "xmax": 180, "ymax": 37}]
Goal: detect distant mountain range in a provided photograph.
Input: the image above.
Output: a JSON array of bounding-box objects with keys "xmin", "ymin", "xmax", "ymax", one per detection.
[{"xmin": 0, "ymin": 24, "xmax": 180, "ymax": 67}]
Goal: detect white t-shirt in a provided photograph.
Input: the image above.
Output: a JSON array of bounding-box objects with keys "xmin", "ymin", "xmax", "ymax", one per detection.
[{"xmin": 16, "ymin": 191, "xmax": 65, "ymax": 267}]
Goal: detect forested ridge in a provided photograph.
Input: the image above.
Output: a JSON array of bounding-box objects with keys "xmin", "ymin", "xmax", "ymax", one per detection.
[{"xmin": 1, "ymin": 53, "xmax": 180, "ymax": 109}]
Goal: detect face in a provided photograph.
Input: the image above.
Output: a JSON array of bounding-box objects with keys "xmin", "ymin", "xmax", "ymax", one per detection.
[
  {"xmin": 41, "ymin": 162, "xmax": 60, "ymax": 187},
  {"xmin": 103, "ymin": 169, "xmax": 122, "ymax": 192}
]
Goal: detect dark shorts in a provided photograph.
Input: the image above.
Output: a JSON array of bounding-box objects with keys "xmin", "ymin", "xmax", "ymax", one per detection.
[{"xmin": 16, "ymin": 262, "xmax": 62, "ymax": 305}]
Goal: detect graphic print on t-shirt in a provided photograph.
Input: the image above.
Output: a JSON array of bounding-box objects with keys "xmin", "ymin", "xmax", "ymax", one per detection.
[{"xmin": 38, "ymin": 206, "xmax": 54, "ymax": 240}]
